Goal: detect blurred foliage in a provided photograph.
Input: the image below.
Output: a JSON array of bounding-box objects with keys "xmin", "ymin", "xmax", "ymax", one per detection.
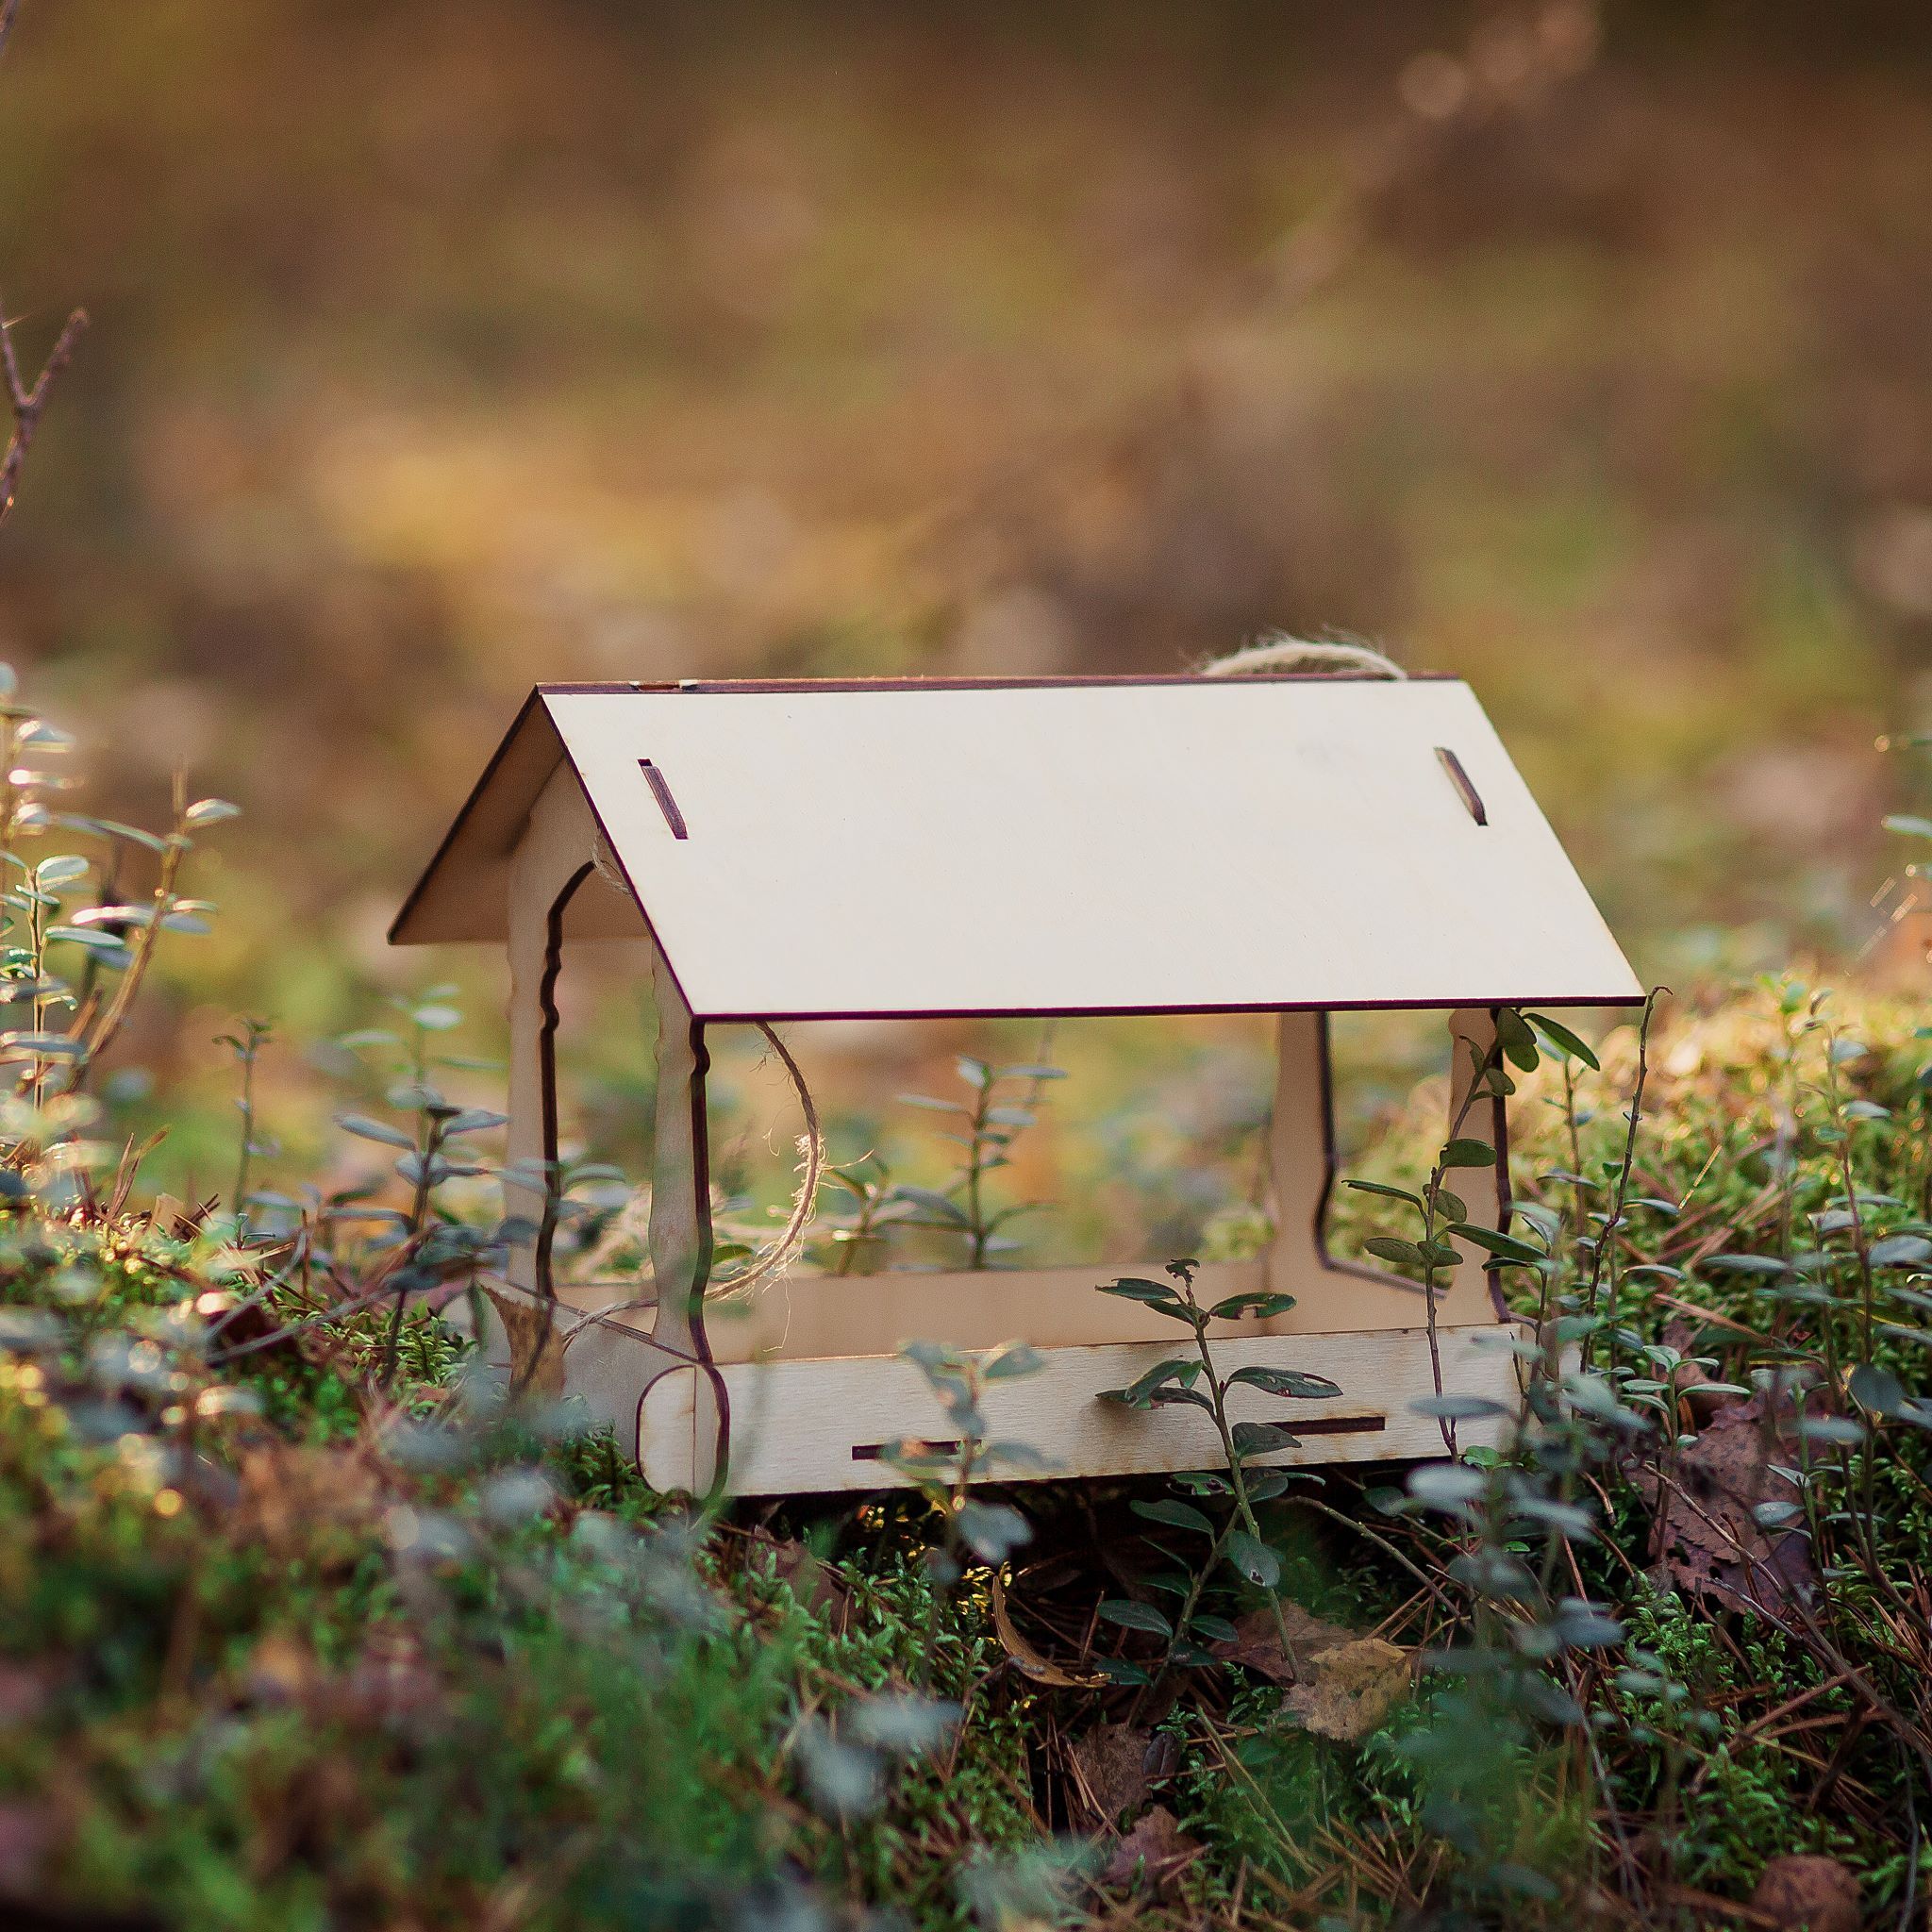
[
  {"xmin": 0, "ymin": 2, "xmax": 1925, "ymax": 1125},
  {"xmin": 5, "ymin": 975, "xmax": 1932, "ymax": 1926}
]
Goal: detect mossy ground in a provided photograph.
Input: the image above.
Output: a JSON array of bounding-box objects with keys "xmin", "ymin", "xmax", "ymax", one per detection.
[{"xmin": 2, "ymin": 979, "xmax": 1928, "ymax": 1930}]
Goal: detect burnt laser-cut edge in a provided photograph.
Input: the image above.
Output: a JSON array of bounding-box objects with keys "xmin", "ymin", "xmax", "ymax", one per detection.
[
  {"xmin": 1288, "ymin": 1413, "xmax": 1388, "ymax": 1438},
  {"xmin": 847, "ymin": 1413, "xmax": 1386, "ymax": 1461},
  {"xmin": 851, "ymin": 1438, "xmax": 961, "ymax": 1462},
  {"xmin": 1435, "ymin": 746, "xmax": 1488, "ymax": 825},
  {"xmin": 639, "ymin": 758, "xmax": 689, "ymax": 839}
]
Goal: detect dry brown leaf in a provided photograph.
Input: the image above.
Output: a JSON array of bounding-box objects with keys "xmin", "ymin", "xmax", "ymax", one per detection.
[
  {"xmin": 0, "ymin": 1801, "xmax": 53, "ymax": 1892},
  {"xmin": 1101, "ymin": 1806, "xmax": 1201, "ymax": 1894},
  {"xmin": 484, "ymin": 1287, "xmax": 567, "ymax": 1396},
  {"xmin": 745, "ymin": 1530, "xmax": 851, "ymax": 1631},
  {"xmin": 1205, "ymin": 1604, "xmax": 1409, "ymax": 1740},
  {"xmin": 1071, "ymin": 1722, "xmax": 1156, "ymax": 1824},
  {"xmin": 0, "ymin": 1659, "xmax": 52, "ymax": 1728},
  {"xmin": 1640, "ymin": 1393, "xmax": 1814, "ymax": 1615},
  {"xmin": 988, "ymin": 1570, "xmax": 1107, "ymax": 1690},
  {"xmin": 239, "ymin": 1444, "xmax": 386, "ymax": 1567},
  {"xmin": 146, "ymin": 1192, "xmax": 188, "ymax": 1238},
  {"xmin": 1208, "ymin": 1603, "xmax": 1358, "ymax": 1684},
  {"xmin": 1749, "ymin": 1856, "xmax": 1860, "ymax": 1932},
  {"xmin": 242, "ymin": 1631, "xmax": 316, "ymax": 1706},
  {"xmin": 1283, "ymin": 1637, "xmax": 1411, "ymax": 1742}
]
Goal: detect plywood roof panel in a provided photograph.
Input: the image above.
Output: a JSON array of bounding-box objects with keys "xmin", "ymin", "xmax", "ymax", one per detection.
[{"xmin": 392, "ymin": 677, "xmax": 1642, "ymax": 1018}]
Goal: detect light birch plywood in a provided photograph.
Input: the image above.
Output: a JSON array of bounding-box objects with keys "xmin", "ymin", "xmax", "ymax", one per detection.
[
  {"xmin": 395, "ymin": 678, "xmax": 1641, "ymax": 1018},
  {"xmin": 515, "ymin": 1260, "xmax": 1286, "ymax": 1368},
  {"xmin": 491, "ymin": 1248, "xmax": 1477, "ymax": 1369},
  {"xmin": 442, "ymin": 676, "xmax": 1599, "ymax": 1497},
  {"xmin": 498, "ymin": 763, "xmax": 723, "ymax": 1474},
  {"xmin": 485, "ymin": 1264, "xmax": 1357, "ymax": 1379},
  {"xmin": 493, "ymin": 1250, "xmax": 1452, "ymax": 1369},
  {"xmin": 466, "ymin": 1278, "xmax": 698, "ymax": 1486},
  {"xmin": 562, "ymin": 1315, "xmax": 687, "ymax": 1442},
  {"xmin": 698, "ymin": 1249, "xmax": 1454, "ymax": 1357},
  {"xmin": 504, "ymin": 769, "xmax": 628, "ymax": 1291},
  {"xmin": 701, "ymin": 1260, "xmax": 1261, "ymax": 1357},
  {"xmin": 642, "ymin": 962, "xmax": 725, "ymax": 1492},
  {"xmin": 639, "ymin": 1324, "xmax": 1525, "ymax": 1496}
]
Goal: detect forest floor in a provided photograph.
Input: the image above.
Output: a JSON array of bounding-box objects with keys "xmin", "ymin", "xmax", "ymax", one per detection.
[{"xmin": 3, "ymin": 977, "xmax": 1928, "ymax": 1932}]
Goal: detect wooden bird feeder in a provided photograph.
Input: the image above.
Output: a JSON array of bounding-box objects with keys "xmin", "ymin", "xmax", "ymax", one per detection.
[{"xmin": 391, "ymin": 674, "xmax": 1641, "ymax": 1494}]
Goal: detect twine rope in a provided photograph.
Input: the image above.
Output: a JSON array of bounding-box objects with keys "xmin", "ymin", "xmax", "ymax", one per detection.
[
  {"xmin": 559, "ymin": 1019, "xmax": 824, "ymax": 1355},
  {"xmin": 1200, "ymin": 633, "xmax": 1407, "ymax": 680}
]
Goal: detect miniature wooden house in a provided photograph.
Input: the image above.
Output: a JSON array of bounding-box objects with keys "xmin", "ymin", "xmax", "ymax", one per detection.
[{"xmin": 390, "ymin": 674, "xmax": 1641, "ymax": 1495}]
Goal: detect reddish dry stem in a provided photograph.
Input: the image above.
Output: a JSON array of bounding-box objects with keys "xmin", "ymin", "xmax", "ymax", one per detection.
[
  {"xmin": 0, "ymin": 300, "xmax": 89, "ymax": 524},
  {"xmin": 0, "ymin": 0, "xmax": 87, "ymax": 522}
]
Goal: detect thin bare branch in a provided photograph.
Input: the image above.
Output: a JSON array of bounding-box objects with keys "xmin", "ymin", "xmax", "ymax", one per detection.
[
  {"xmin": 0, "ymin": 0, "xmax": 88, "ymax": 526},
  {"xmin": 0, "ymin": 298, "xmax": 88, "ymax": 525}
]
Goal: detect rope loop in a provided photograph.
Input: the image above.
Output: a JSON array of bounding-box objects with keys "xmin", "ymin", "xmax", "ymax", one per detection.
[{"xmin": 1200, "ymin": 632, "xmax": 1406, "ymax": 680}]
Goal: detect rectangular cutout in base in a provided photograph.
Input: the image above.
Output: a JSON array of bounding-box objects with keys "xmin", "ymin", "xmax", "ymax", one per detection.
[
  {"xmin": 851, "ymin": 1438, "xmax": 962, "ymax": 1462},
  {"xmin": 1289, "ymin": 1413, "xmax": 1387, "ymax": 1438}
]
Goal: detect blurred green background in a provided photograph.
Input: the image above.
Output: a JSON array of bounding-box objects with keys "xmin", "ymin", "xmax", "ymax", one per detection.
[{"xmin": 0, "ymin": 0, "xmax": 1928, "ymax": 1199}]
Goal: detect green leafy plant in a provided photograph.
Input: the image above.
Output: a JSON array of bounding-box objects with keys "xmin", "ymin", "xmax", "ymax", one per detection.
[
  {"xmin": 1341, "ymin": 991, "xmax": 1715, "ymax": 1909},
  {"xmin": 883, "ymin": 1337, "xmax": 1048, "ymax": 1685},
  {"xmin": 894, "ymin": 1055, "xmax": 1065, "ymax": 1268},
  {"xmin": 1345, "ymin": 1008, "xmax": 1603, "ymax": 1454},
  {"xmin": 327, "ymin": 992, "xmax": 525, "ymax": 1387},
  {"xmin": 0, "ymin": 728, "xmax": 237, "ymax": 1115},
  {"xmin": 215, "ymin": 1015, "xmax": 275, "ymax": 1240},
  {"xmin": 808, "ymin": 1151, "xmax": 915, "ymax": 1275},
  {"xmin": 1093, "ymin": 1258, "xmax": 1338, "ymax": 1685}
]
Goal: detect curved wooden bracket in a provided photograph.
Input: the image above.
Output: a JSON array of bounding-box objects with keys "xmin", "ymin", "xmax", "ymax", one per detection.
[
  {"xmin": 531, "ymin": 861, "xmax": 594, "ymax": 1296},
  {"xmin": 504, "ymin": 766, "xmax": 724, "ymax": 1484},
  {"xmin": 507, "ymin": 773, "xmax": 610, "ymax": 1293},
  {"xmin": 638, "ymin": 987, "xmax": 726, "ymax": 1493}
]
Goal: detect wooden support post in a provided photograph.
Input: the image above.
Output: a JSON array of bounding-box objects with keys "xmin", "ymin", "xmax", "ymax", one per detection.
[
  {"xmin": 1265, "ymin": 1008, "xmax": 1330, "ymax": 1309},
  {"xmin": 640, "ymin": 944, "xmax": 722, "ymax": 1489},
  {"xmin": 504, "ymin": 769, "xmax": 598, "ymax": 1295},
  {"xmin": 1447, "ymin": 1006, "xmax": 1511, "ymax": 1318}
]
